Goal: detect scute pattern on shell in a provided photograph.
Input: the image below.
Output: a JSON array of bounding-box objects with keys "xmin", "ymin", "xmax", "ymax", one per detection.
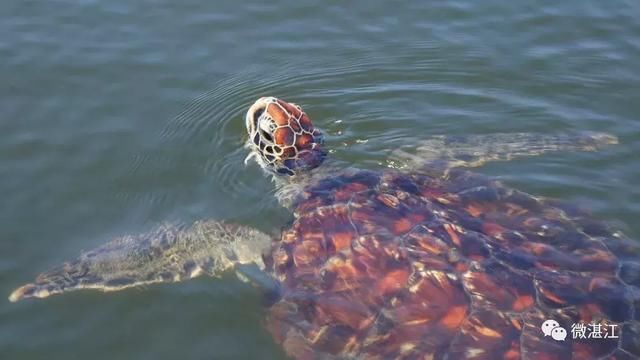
[{"xmin": 265, "ymin": 168, "xmax": 640, "ymax": 360}]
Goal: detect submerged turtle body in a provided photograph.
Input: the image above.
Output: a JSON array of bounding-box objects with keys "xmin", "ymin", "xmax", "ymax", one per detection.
[
  {"xmin": 10, "ymin": 97, "xmax": 639, "ymax": 360},
  {"xmin": 266, "ymin": 168, "xmax": 640, "ymax": 359}
]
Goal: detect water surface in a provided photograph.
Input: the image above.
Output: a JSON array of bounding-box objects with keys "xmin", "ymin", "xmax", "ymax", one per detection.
[{"xmin": 1, "ymin": 1, "xmax": 639, "ymax": 359}]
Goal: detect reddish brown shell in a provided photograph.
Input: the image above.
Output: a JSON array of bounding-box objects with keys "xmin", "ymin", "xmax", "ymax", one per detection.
[{"xmin": 265, "ymin": 168, "xmax": 640, "ymax": 360}]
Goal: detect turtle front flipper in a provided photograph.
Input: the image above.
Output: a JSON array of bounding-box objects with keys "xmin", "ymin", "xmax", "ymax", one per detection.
[
  {"xmin": 389, "ymin": 131, "xmax": 618, "ymax": 173},
  {"xmin": 9, "ymin": 220, "xmax": 272, "ymax": 302}
]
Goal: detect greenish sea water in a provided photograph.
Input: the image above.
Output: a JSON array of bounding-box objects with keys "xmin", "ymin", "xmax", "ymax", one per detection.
[{"xmin": 1, "ymin": 1, "xmax": 639, "ymax": 359}]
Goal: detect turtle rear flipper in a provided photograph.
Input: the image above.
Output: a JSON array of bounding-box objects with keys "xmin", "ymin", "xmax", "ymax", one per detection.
[
  {"xmin": 235, "ymin": 263, "xmax": 281, "ymax": 305},
  {"xmin": 390, "ymin": 131, "xmax": 618, "ymax": 173},
  {"xmin": 9, "ymin": 220, "xmax": 272, "ymax": 302}
]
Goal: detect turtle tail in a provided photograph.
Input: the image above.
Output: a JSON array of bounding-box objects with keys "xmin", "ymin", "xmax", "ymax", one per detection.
[{"xmin": 9, "ymin": 221, "xmax": 271, "ymax": 302}]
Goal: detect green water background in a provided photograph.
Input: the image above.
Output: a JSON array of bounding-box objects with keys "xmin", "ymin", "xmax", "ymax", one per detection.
[{"xmin": 1, "ymin": 1, "xmax": 639, "ymax": 359}]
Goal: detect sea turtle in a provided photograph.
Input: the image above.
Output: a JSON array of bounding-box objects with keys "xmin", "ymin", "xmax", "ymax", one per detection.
[{"xmin": 10, "ymin": 97, "xmax": 640, "ymax": 359}]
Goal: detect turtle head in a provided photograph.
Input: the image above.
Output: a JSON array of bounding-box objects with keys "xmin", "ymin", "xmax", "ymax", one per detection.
[{"xmin": 245, "ymin": 97, "xmax": 326, "ymax": 177}]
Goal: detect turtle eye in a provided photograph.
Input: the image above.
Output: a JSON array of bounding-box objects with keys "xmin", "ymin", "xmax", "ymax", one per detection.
[
  {"xmin": 261, "ymin": 129, "xmax": 273, "ymax": 143},
  {"xmin": 253, "ymin": 108, "xmax": 264, "ymax": 126},
  {"xmin": 247, "ymin": 107, "xmax": 265, "ymax": 136}
]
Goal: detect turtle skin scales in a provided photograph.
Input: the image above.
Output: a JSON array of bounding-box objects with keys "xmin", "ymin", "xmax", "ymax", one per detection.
[{"xmin": 264, "ymin": 168, "xmax": 640, "ymax": 360}]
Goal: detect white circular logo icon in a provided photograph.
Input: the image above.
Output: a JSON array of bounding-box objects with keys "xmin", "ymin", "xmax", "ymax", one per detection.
[
  {"xmin": 551, "ymin": 327, "xmax": 567, "ymax": 341},
  {"xmin": 541, "ymin": 319, "xmax": 566, "ymax": 341},
  {"xmin": 541, "ymin": 319, "xmax": 560, "ymax": 336}
]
